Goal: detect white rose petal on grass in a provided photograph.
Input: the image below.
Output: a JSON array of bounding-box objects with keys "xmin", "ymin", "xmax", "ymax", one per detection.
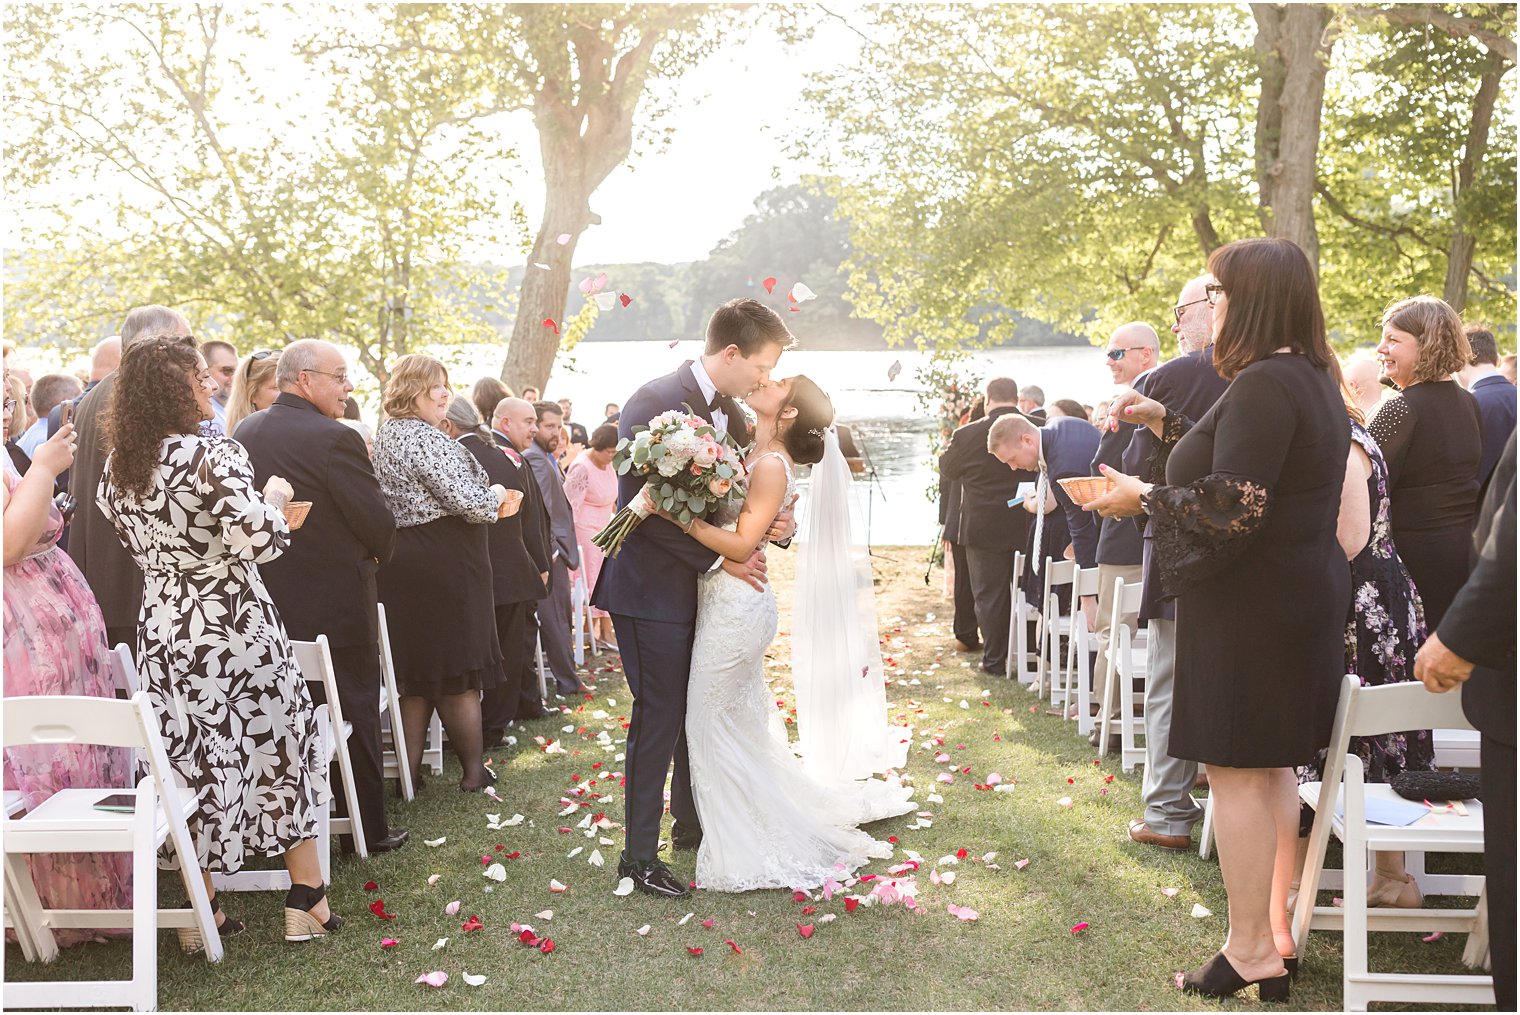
[
  {"xmin": 678, "ymin": 912, "xmax": 695, "ymax": 926},
  {"xmin": 503, "ymin": 814, "xmax": 525, "ymax": 826},
  {"xmin": 535, "ymin": 910, "xmax": 554, "ymax": 920},
  {"xmin": 1057, "ymin": 796, "xmax": 1074, "ymax": 808},
  {"xmin": 1192, "ymin": 903, "xmax": 1213, "ymax": 918},
  {"xmin": 567, "ymin": 846, "xmax": 584, "ymax": 859},
  {"xmin": 462, "ymin": 972, "xmax": 488, "ymax": 987},
  {"xmin": 432, "ymin": 937, "xmax": 448, "ymax": 950},
  {"xmin": 613, "ymin": 877, "xmax": 636, "ymax": 897},
  {"xmin": 959, "ymin": 700, "xmax": 970, "ymax": 710},
  {"xmin": 483, "ymin": 863, "xmax": 507, "ymax": 882},
  {"xmin": 636, "ymin": 924, "xmax": 651, "ymax": 936},
  {"xmin": 424, "ymin": 836, "xmax": 447, "ymax": 847},
  {"xmin": 588, "ymin": 849, "xmax": 605, "ymax": 868},
  {"xmin": 549, "ymin": 879, "xmax": 567, "ymax": 893}
]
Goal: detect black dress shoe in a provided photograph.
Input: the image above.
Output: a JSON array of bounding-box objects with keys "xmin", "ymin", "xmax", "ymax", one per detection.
[
  {"xmin": 369, "ymin": 829, "xmax": 409, "ymax": 853},
  {"xmin": 617, "ymin": 853, "xmax": 690, "ymax": 898},
  {"xmin": 670, "ymin": 820, "xmax": 703, "ymax": 852}
]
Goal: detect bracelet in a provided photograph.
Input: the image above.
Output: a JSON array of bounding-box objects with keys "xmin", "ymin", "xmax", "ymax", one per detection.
[{"xmin": 682, "ymin": 518, "xmax": 696, "ymax": 534}]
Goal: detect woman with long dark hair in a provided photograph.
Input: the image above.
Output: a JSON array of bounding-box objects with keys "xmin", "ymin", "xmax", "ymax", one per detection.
[
  {"xmin": 98, "ymin": 336, "xmax": 339, "ymax": 946},
  {"xmin": 1091, "ymin": 238, "xmax": 1351, "ymax": 1002}
]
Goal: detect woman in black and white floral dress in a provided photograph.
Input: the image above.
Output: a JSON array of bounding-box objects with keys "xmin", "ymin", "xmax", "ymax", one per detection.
[{"xmin": 98, "ymin": 336, "xmax": 342, "ymax": 946}]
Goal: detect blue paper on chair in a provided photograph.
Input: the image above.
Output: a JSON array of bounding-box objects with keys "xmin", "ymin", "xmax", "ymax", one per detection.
[{"xmin": 1336, "ymin": 796, "xmax": 1429, "ymax": 826}]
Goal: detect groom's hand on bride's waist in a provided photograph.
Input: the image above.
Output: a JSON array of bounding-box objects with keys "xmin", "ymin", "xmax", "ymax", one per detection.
[
  {"xmin": 767, "ymin": 494, "xmax": 798, "ymax": 544},
  {"xmin": 721, "ymin": 548, "xmax": 768, "ymax": 591}
]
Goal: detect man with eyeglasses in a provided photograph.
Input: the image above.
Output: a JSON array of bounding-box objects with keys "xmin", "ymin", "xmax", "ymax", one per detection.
[
  {"xmin": 1120, "ymin": 273, "xmax": 1230, "ymax": 852},
  {"xmin": 235, "ymin": 340, "xmax": 407, "ymax": 854},
  {"xmin": 201, "ymin": 339, "xmax": 239, "ymax": 436}
]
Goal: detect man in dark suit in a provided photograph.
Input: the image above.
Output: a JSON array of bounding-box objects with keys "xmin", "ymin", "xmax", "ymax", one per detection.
[
  {"xmin": 1121, "ymin": 275, "xmax": 1230, "ymax": 852},
  {"xmin": 466, "ymin": 396, "xmax": 552, "ymax": 742},
  {"xmin": 1018, "ymin": 385, "xmax": 1047, "ymax": 420},
  {"xmin": 557, "ymin": 397, "xmax": 590, "ymax": 448},
  {"xmin": 525, "ymin": 401, "xmax": 588, "ymax": 697},
  {"xmin": 490, "ymin": 398, "xmax": 555, "ymax": 723},
  {"xmin": 234, "ymin": 340, "xmax": 406, "ymax": 853},
  {"xmin": 593, "ymin": 297, "xmax": 788, "ymax": 898},
  {"xmin": 939, "ymin": 473, "xmax": 980, "ymax": 653},
  {"xmin": 1416, "ymin": 432, "xmax": 1515, "ymax": 1009},
  {"xmin": 938, "ymin": 377, "xmax": 1037, "ymax": 676},
  {"xmin": 1459, "ymin": 325, "xmax": 1516, "ymax": 500},
  {"xmin": 68, "ymin": 305, "xmax": 191, "ymax": 650}
]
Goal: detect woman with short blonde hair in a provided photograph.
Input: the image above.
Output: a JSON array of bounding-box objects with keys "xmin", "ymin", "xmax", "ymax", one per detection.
[
  {"xmin": 1370, "ymin": 294, "xmax": 1483, "ymax": 627},
  {"xmin": 223, "ymin": 350, "xmax": 281, "ymax": 436},
  {"xmin": 371, "ymin": 354, "xmax": 509, "ymax": 791}
]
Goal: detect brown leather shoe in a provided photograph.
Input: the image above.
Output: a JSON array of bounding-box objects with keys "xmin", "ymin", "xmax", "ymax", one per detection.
[
  {"xmin": 954, "ymin": 640, "xmax": 981, "ymax": 653},
  {"xmin": 1128, "ymin": 818, "xmax": 1191, "ymax": 851}
]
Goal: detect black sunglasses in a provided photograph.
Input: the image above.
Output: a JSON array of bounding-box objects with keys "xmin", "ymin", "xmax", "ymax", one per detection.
[
  {"xmin": 1106, "ymin": 347, "xmax": 1150, "ymax": 362},
  {"xmin": 251, "ymin": 350, "xmax": 274, "ymax": 361}
]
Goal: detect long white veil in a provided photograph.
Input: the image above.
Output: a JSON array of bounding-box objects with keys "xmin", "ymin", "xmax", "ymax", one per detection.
[{"xmin": 791, "ymin": 427, "xmax": 911, "ymax": 781}]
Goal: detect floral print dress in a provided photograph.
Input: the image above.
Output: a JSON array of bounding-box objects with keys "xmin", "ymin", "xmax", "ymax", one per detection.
[
  {"xmin": 1298, "ymin": 421, "xmax": 1434, "ymax": 790},
  {"xmin": 98, "ymin": 434, "xmax": 326, "ymax": 873}
]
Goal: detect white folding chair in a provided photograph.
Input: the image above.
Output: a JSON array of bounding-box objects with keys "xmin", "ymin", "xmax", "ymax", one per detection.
[
  {"xmin": 375, "ymin": 605, "xmax": 416, "ymax": 801},
  {"xmin": 1035, "ymin": 558, "xmax": 1077, "ymax": 701},
  {"xmin": 1433, "ymin": 728, "xmax": 1481, "ymax": 770},
  {"xmin": 535, "ymin": 630, "xmax": 550, "ymax": 701},
  {"xmin": 570, "ymin": 542, "xmax": 600, "ymax": 665},
  {"xmin": 1096, "ymin": 577, "xmax": 1147, "ymax": 771},
  {"xmin": 1293, "ymin": 674, "xmax": 1491, "ymax": 1011},
  {"xmin": 1058, "ymin": 566, "xmax": 1102, "ymax": 732},
  {"xmin": 107, "ymin": 644, "xmax": 140, "ymax": 698},
  {"xmin": 1004, "ymin": 551, "xmax": 1038, "ymax": 684},
  {"xmin": 3, "ymin": 693, "xmax": 222, "ymax": 1011}
]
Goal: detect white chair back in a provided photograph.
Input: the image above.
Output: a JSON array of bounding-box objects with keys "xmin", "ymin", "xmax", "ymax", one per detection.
[
  {"xmin": 375, "ymin": 604, "xmax": 417, "ymax": 800},
  {"xmin": 290, "ymin": 636, "xmax": 365, "ymax": 859},
  {"xmin": 107, "ymin": 645, "xmax": 140, "ymax": 698}
]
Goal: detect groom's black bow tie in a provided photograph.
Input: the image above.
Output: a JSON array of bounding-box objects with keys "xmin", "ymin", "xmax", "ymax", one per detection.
[{"xmin": 705, "ymin": 393, "xmax": 724, "ymax": 414}]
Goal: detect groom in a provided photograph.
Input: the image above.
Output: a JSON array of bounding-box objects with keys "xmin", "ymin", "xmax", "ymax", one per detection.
[{"xmin": 594, "ymin": 298, "xmax": 796, "ymax": 897}]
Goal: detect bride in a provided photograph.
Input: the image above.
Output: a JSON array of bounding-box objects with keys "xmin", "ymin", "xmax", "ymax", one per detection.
[{"xmin": 647, "ymin": 374, "xmax": 915, "ymax": 892}]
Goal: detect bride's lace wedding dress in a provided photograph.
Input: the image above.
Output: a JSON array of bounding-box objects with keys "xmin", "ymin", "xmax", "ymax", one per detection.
[{"xmin": 686, "ymin": 452, "xmax": 915, "ymax": 892}]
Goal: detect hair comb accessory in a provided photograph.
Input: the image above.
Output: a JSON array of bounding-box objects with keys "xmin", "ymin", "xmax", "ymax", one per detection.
[{"xmin": 808, "ymin": 427, "xmax": 826, "ymax": 437}]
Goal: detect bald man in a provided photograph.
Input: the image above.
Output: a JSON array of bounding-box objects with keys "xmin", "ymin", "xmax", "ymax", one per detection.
[
  {"xmin": 1343, "ymin": 354, "xmax": 1384, "ymax": 422},
  {"xmin": 1105, "ymin": 322, "xmax": 1160, "ymax": 386}
]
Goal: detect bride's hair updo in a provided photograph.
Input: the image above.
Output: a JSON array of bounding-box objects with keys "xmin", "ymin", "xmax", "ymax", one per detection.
[{"xmin": 780, "ymin": 375, "xmax": 834, "ymax": 466}]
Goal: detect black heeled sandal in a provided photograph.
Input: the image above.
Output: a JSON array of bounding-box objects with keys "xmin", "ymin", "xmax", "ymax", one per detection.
[
  {"xmin": 284, "ymin": 883, "xmax": 343, "ymax": 942},
  {"xmin": 1282, "ymin": 955, "xmax": 1299, "ymax": 980},
  {"xmin": 1176, "ymin": 951, "xmax": 1291, "ymax": 1002},
  {"xmin": 177, "ymin": 895, "xmax": 244, "ymax": 953}
]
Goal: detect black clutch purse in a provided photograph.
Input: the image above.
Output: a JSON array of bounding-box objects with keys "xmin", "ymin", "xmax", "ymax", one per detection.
[{"xmin": 1390, "ymin": 770, "xmax": 1481, "ymax": 803}]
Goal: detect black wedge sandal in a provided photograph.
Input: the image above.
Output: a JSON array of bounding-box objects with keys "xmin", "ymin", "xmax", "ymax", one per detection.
[
  {"xmin": 284, "ymin": 883, "xmax": 344, "ymax": 942},
  {"xmin": 1175, "ymin": 951, "xmax": 1291, "ymax": 1003},
  {"xmin": 177, "ymin": 895, "xmax": 245, "ymax": 954}
]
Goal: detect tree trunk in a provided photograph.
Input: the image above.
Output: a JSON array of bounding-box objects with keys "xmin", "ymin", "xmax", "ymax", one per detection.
[
  {"xmin": 1443, "ymin": 54, "xmax": 1507, "ymax": 312},
  {"xmin": 1251, "ymin": 4, "xmax": 1335, "ymax": 273}
]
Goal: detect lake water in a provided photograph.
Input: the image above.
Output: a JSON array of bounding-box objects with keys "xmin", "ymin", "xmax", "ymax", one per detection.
[{"xmin": 486, "ymin": 340, "xmax": 1118, "ymax": 546}]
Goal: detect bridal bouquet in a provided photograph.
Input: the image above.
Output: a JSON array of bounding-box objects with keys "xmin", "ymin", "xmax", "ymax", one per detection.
[{"xmin": 592, "ymin": 406, "xmax": 748, "ymax": 557}]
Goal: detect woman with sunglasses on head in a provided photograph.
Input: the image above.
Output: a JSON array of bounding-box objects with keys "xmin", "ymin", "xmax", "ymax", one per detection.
[
  {"xmin": 1090, "ymin": 238, "xmax": 1351, "ymax": 1003},
  {"xmin": 223, "ymin": 349, "xmax": 281, "ymax": 437}
]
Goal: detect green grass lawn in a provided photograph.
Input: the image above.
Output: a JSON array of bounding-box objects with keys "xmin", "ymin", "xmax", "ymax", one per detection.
[{"xmin": 5, "ymin": 547, "xmax": 1490, "ymax": 1011}]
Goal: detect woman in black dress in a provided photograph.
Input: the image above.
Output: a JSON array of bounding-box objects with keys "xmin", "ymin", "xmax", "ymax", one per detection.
[
  {"xmin": 1370, "ymin": 295, "xmax": 1482, "ymax": 628},
  {"xmin": 1092, "ymin": 238, "xmax": 1350, "ymax": 1003},
  {"xmin": 372, "ymin": 355, "xmax": 509, "ymax": 792}
]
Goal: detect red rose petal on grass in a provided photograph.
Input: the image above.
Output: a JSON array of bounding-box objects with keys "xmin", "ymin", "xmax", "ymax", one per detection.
[
  {"xmin": 701, "ymin": 918, "xmax": 714, "ymax": 929},
  {"xmin": 1070, "ymin": 922, "xmax": 1090, "ymax": 934},
  {"xmin": 369, "ymin": 899, "xmax": 396, "ymax": 919},
  {"xmin": 887, "ymin": 836, "xmax": 898, "ymax": 843},
  {"xmin": 495, "ymin": 845, "xmax": 505, "ymax": 851},
  {"xmin": 687, "ymin": 946, "xmax": 704, "ymax": 956},
  {"xmin": 1104, "ymin": 774, "xmax": 1115, "ymax": 783},
  {"xmin": 364, "ymin": 881, "xmax": 378, "ymax": 891},
  {"xmin": 797, "ymin": 924, "xmax": 815, "ymax": 939},
  {"xmin": 461, "ymin": 915, "xmax": 484, "ymax": 933},
  {"xmin": 381, "ymin": 937, "xmax": 399, "ymax": 948},
  {"xmin": 800, "ymin": 906, "xmax": 816, "ymax": 915},
  {"xmin": 519, "ymin": 929, "xmax": 541, "ymax": 946},
  {"xmin": 762, "ymin": 277, "xmax": 777, "ymax": 294},
  {"xmin": 845, "ymin": 898, "xmax": 860, "ymax": 913},
  {"xmin": 1067, "ymin": 777, "xmax": 1075, "ymax": 784},
  {"xmin": 792, "ymin": 891, "xmax": 807, "ymax": 902},
  {"xmin": 540, "ymin": 938, "xmax": 556, "ymax": 953},
  {"xmin": 725, "ymin": 939, "xmax": 742, "ymax": 954},
  {"xmin": 955, "ymin": 848, "xmax": 968, "ymax": 859}
]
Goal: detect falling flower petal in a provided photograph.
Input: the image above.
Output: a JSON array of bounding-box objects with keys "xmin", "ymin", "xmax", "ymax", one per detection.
[
  {"xmin": 762, "ymin": 277, "xmax": 777, "ymax": 294},
  {"xmin": 668, "ymin": 340, "xmax": 679, "ymax": 348},
  {"xmin": 462, "ymin": 972, "xmax": 487, "ymax": 986},
  {"xmin": 1191, "ymin": 904, "xmax": 1212, "ymax": 918},
  {"xmin": 424, "ymin": 836, "xmax": 447, "ymax": 847},
  {"xmin": 593, "ymin": 292, "xmax": 617, "ymax": 311},
  {"xmin": 369, "ymin": 899, "xmax": 396, "ymax": 920},
  {"xmin": 613, "ymin": 877, "xmax": 636, "ymax": 897},
  {"xmin": 555, "ymin": 233, "xmax": 571, "ymax": 244},
  {"xmin": 887, "ymin": 359, "xmax": 902, "ymax": 382},
  {"xmin": 444, "ymin": 900, "xmax": 461, "ymax": 916},
  {"xmin": 415, "ymin": 971, "xmax": 448, "ymax": 987},
  {"xmin": 542, "ymin": 319, "xmax": 559, "ymax": 335},
  {"xmin": 790, "ymin": 282, "xmax": 817, "ymax": 302},
  {"xmin": 620, "ymin": 293, "xmax": 632, "ymax": 307}
]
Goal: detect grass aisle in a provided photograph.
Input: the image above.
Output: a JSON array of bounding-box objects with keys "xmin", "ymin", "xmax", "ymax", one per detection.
[{"xmin": 7, "ymin": 547, "xmax": 1482, "ymax": 1011}]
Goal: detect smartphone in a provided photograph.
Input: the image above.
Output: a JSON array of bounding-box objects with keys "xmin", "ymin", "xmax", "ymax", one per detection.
[
  {"xmin": 59, "ymin": 400, "xmax": 73, "ymax": 428},
  {"xmin": 93, "ymin": 793, "xmax": 137, "ymax": 813}
]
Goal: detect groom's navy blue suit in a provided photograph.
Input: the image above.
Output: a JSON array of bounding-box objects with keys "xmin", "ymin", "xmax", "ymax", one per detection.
[{"xmin": 593, "ymin": 361, "xmax": 753, "ymax": 861}]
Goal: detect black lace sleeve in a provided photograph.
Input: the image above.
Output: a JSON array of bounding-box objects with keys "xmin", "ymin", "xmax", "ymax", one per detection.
[
  {"xmin": 1141, "ymin": 474, "xmax": 1271, "ymax": 596},
  {"xmin": 1143, "ymin": 410, "xmax": 1194, "ymax": 485}
]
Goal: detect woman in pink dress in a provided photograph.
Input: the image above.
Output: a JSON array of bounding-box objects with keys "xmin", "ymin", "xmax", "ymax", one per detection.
[
  {"xmin": 2, "ymin": 390, "xmax": 133, "ymax": 947},
  {"xmin": 565, "ymin": 423, "xmax": 620, "ymax": 649}
]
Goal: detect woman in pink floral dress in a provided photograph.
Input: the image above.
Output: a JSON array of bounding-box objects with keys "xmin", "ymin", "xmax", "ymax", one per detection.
[
  {"xmin": 565, "ymin": 424, "xmax": 620, "ymax": 649},
  {"xmin": 2, "ymin": 391, "xmax": 133, "ymax": 947}
]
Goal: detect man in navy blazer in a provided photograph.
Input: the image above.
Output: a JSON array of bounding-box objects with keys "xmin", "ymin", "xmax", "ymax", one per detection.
[
  {"xmin": 525, "ymin": 401, "xmax": 586, "ymax": 697},
  {"xmin": 235, "ymin": 340, "xmax": 404, "ymax": 853},
  {"xmin": 1459, "ymin": 325, "xmax": 1516, "ymax": 500},
  {"xmin": 593, "ymin": 298, "xmax": 792, "ymax": 898}
]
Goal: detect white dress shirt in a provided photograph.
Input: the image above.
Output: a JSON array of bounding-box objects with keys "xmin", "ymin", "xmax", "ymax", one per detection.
[{"xmin": 689, "ymin": 358, "xmax": 729, "ymax": 437}]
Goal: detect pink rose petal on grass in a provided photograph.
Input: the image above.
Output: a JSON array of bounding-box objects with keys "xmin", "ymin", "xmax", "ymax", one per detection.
[
  {"xmin": 444, "ymin": 900, "xmax": 461, "ymax": 916},
  {"xmin": 427, "ymin": 874, "xmax": 442, "ymax": 886},
  {"xmin": 1422, "ymin": 931, "xmax": 1444, "ymax": 943},
  {"xmin": 381, "ymin": 937, "xmax": 399, "ymax": 948},
  {"xmin": 1014, "ymin": 858, "xmax": 1031, "ymax": 870},
  {"xmin": 797, "ymin": 924, "xmax": 815, "ymax": 939},
  {"xmin": 1161, "ymin": 888, "xmax": 1180, "ymax": 898},
  {"xmin": 415, "ymin": 971, "xmax": 448, "ymax": 987},
  {"xmin": 947, "ymin": 904, "xmax": 979, "ymax": 921},
  {"xmin": 1070, "ymin": 922, "xmax": 1090, "ymax": 934}
]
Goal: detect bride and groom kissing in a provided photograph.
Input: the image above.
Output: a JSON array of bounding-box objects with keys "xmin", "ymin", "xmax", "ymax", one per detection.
[{"xmin": 592, "ymin": 298, "xmax": 915, "ymax": 898}]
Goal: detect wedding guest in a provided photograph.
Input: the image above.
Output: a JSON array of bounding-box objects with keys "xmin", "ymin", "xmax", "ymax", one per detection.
[
  {"xmin": 339, "ymin": 418, "xmax": 373, "ymax": 456},
  {"xmin": 472, "ymin": 376, "xmax": 511, "ymax": 426},
  {"xmin": 566, "ymin": 423, "xmax": 620, "ymax": 650},
  {"xmin": 1089, "ymin": 320, "xmax": 1165, "ymax": 749},
  {"xmin": 18, "ymin": 373, "xmax": 83, "ymax": 459},
  {"xmin": 342, "ymin": 396, "xmax": 362, "ymax": 421},
  {"xmin": 48, "ymin": 338, "xmax": 121, "ymax": 443},
  {"xmin": 446, "ymin": 397, "xmax": 547, "ymax": 746},
  {"xmin": 1342, "ymin": 352, "xmax": 1385, "ymax": 422},
  {"xmin": 3, "ymin": 386, "xmax": 133, "ymax": 947},
  {"xmin": 558, "ymin": 397, "xmax": 590, "ymax": 448},
  {"xmin": 222, "ymin": 349, "xmax": 280, "ymax": 436},
  {"xmin": 5, "ymin": 375, "xmax": 29, "ymax": 470},
  {"xmin": 1370, "ymin": 295, "xmax": 1482, "ymax": 628},
  {"xmin": 1092, "ymin": 238, "xmax": 1349, "ymax": 1001},
  {"xmin": 1457, "ymin": 324, "xmax": 1516, "ymax": 499},
  {"xmin": 521, "ymin": 385, "xmax": 541, "ymax": 403},
  {"xmin": 98, "ymin": 336, "xmax": 338, "ymax": 946},
  {"xmin": 234, "ymin": 340, "xmax": 405, "ymax": 854},
  {"xmin": 990, "ymin": 408, "xmax": 1099, "ymax": 586},
  {"xmin": 371, "ymin": 354, "xmax": 508, "ymax": 791},
  {"xmin": 938, "ymin": 377, "xmax": 1036, "ymax": 676},
  {"xmin": 1294, "ymin": 367, "xmax": 1433, "ymax": 911},
  {"xmin": 603, "ymin": 402, "xmax": 620, "ymax": 426},
  {"xmin": 200, "ymin": 339, "xmax": 238, "ymax": 436},
  {"xmin": 1501, "ymin": 352, "xmax": 1517, "ymax": 385},
  {"xmin": 1018, "ymin": 385, "xmax": 1047, "ymax": 419},
  {"xmin": 487, "ymin": 397, "xmax": 553, "ymax": 726},
  {"xmin": 1048, "ymin": 398, "xmax": 1088, "ymax": 420},
  {"xmin": 1415, "ymin": 433, "xmax": 1515, "ymax": 1011},
  {"xmin": 526, "ymin": 400, "xmax": 588, "ymax": 696},
  {"xmin": 70, "ymin": 305, "xmax": 192, "ymax": 650},
  {"xmin": 938, "ymin": 459, "xmax": 980, "ymax": 654}
]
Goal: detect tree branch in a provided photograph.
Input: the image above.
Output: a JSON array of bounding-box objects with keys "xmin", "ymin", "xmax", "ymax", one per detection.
[{"xmin": 1344, "ymin": 5, "xmax": 1516, "ymax": 63}]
